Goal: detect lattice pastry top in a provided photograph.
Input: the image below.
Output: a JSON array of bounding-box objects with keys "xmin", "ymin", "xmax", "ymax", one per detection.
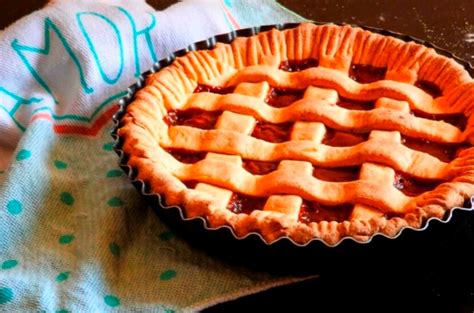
[{"xmin": 118, "ymin": 23, "xmax": 474, "ymax": 245}]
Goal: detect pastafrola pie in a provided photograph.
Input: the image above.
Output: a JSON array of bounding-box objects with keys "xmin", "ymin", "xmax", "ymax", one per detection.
[{"xmin": 118, "ymin": 23, "xmax": 474, "ymax": 245}]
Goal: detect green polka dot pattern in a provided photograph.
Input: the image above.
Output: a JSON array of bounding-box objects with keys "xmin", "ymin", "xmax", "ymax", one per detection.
[
  {"xmin": 60, "ymin": 192, "xmax": 74, "ymax": 206},
  {"xmin": 104, "ymin": 295, "xmax": 120, "ymax": 307},
  {"xmin": 56, "ymin": 272, "xmax": 70, "ymax": 282},
  {"xmin": 58, "ymin": 235, "xmax": 75, "ymax": 245},
  {"xmin": 109, "ymin": 242, "xmax": 120, "ymax": 256},
  {"xmin": 160, "ymin": 270, "xmax": 177, "ymax": 281},
  {"xmin": 158, "ymin": 231, "xmax": 174, "ymax": 241},
  {"xmin": 6, "ymin": 200, "xmax": 22, "ymax": 215},
  {"xmin": 107, "ymin": 197, "xmax": 124, "ymax": 207},
  {"xmin": 106, "ymin": 169, "xmax": 122, "ymax": 177},
  {"xmin": 16, "ymin": 149, "xmax": 31, "ymax": 161},
  {"xmin": 54, "ymin": 160, "xmax": 68, "ymax": 169},
  {"xmin": 0, "ymin": 287, "xmax": 13, "ymax": 305},
  {"xmin": 1, "ymin": 260, "xmax": 18, "ymax": 270},
  {"xmin": 102, "ymin": 143, "xmax": 114, "ymax": 151}
]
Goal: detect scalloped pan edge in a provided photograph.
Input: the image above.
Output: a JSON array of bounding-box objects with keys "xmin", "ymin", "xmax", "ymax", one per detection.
[{"xmin": 111, "ymin": 21, "xmax": 474, "ymax": 251}]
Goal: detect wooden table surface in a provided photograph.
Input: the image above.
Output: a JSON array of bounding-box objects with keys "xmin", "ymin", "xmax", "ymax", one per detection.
[{"xmin": 2, "ymin": 1, "xmax": 474, "ymax": 312}]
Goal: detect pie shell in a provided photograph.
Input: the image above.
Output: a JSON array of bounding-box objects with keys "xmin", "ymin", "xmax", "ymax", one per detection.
[{"xmin": 113, "ymin": 22, "xmax": 474, "ymax": 246}]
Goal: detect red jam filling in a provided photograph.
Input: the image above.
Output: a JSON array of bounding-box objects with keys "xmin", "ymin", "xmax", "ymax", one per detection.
[
  {"xmin": 243, "ymin": 160, "xmax": 279, "ymax": 175},
  {"xmin": 393, "ymin": 172, "xmax": 441, "ymax": 197},
  {"xmin": 266, "ymin": 88, "xmax": 305, "ymax": 108},
  {"xmin": 164, "ymin": 109, "xmax": 221, "ymax": 129},
  {"xmin": 313, "ymin": 167, "xmax": 360, "ymax": 182},
  {"xmin": 414, "ymin": 80, "xmax": 442, "ymax": 98},
  {"xmin": 169, "ymin": 74, "xmax": 456, "ymax": 214},
  {"xmin": 251, "ymin": 121, "xmax": 292, "ymax": 143},
  {"xmin": 279, "ymin": 59, "xmax": 319, "ymax": 72},
  {"xmin": 184, "ymin": 181, "xmax": 198, "ymax": 189},
  {"xmin": 167, "ymin": 149, "xmax": 206, "ymax": 164},
  {"xmin": 322, "ymin": 129, "xmax": 368, "ymax": 147},
  {"xmin": 401, "ymin": 136, "xmax": 467, "ymax": 162},
  {"xmin": 226, "ymin": 194, "xmax": 266, "ymax": 214},
  {"xmin": 336, "ymin": 96, "xmax": 375, "ymax": 110},
  {"xmin": 299, "ymin": 201, "xmax": 353, "ymax": 223},
  {"xmin": 194, "ymin": 84, "xmax": 235, "ymax": 94},
  {"xmin": 463, "ymin": 198, "xmax": 472, "ymax": 208},
  {"xmin": 349, "ymin": 64, "xmax": 387, "ymax": 84},
  {"xmin": 411, "ymin": 110, "xmax": 467, "ymax": 130}
]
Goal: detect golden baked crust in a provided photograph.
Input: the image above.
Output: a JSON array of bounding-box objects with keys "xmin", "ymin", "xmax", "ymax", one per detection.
[{"xmin": 118, "ymin": 23, "xmax": 474, "ymax": 245}]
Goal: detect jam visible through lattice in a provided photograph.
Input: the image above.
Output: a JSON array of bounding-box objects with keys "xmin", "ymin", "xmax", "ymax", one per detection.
[
  {"xmin": 164, "ymin": 109, "xmax": 221, "ymax": 129},
  {"xmin": 279, "ymin": 59, "xmax": 319, "ymax": 72},
  {"xmin": 251, "ymin": 121, "xmax": 292, "ymax": 143},
  {"xmin": 299, "ymin": 201, "xmax": 353, "ymax": 223},
  {"xmin": 393, "ymin": 172, "xmax": 441, "ymax": 197},
  {"xmin": 349, "ymin": 64, "xmax": 386, "ymax": 84},
  {"xmin": 243, "ymin": 160, "xmax": 278, "ymax": 175},
  {"xmin": 227, "ymin": 194, "xmax": 266, "ymax": 214},
  {"xmin": 323, "ymin": 129, "xmax": 368, "ymax": 147},
  {"xmin": 161, "ymin": 61, "xmax": 468, "ymax": 224},
  {"xmin": 266, "ymin": 88, "xmax": 304, "ymax": 108},
  {"xmin": 401, "ymin": 136, "xmax": 467, "ymax": 162}
]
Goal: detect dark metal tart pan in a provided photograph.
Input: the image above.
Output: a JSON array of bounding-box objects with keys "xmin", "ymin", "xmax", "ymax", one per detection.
[{"xmin": 112, "ymin": 22, "xmax": 474, "ymax": 274}]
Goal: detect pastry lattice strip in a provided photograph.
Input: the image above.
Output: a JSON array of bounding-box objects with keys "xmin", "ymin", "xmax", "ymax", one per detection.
[
  {"xmin": 165, "ymin": 83, "xmax": 454, "ymax": 181},
  {"xmin": 205, "ymin": 65, "xmax": 465, "ymax": 114},
  {"xmin": 181, "ymin": 82, "xmax": 413, "ymax": 219},
  {"xmin": 174, "ymin": 83, "xmax": 463, "ymax": 143},
  {"xmin": 195, "ymin": 81, "xmax": 307, "ymax": 222},
  {"xmin": 351, "ymin": 98, "xmax": 411, "ymax": 221}
]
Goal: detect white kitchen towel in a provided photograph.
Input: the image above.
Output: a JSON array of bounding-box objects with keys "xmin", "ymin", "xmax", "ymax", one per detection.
[
  {"xmin": 0, "ymin": 0, "xmax": 304, "ymax": 170},
  {"xmin": 0, "ymin": 0, "xmax": 312, "ymax": 312}
]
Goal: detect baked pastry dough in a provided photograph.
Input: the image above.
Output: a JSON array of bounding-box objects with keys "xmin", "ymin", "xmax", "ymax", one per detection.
[{"xmin": 118, "ymin": 23, "xmax": 474, "ymax": 245}]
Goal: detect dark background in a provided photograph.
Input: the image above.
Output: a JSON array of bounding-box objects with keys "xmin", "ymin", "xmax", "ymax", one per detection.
[
  {"xmin": 2, "ymin": 1, "xmax": 474, "ymax": 312},
  {"xmin": 2, "ymin": 0, "xmax": 473, "ymax": 63}
]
